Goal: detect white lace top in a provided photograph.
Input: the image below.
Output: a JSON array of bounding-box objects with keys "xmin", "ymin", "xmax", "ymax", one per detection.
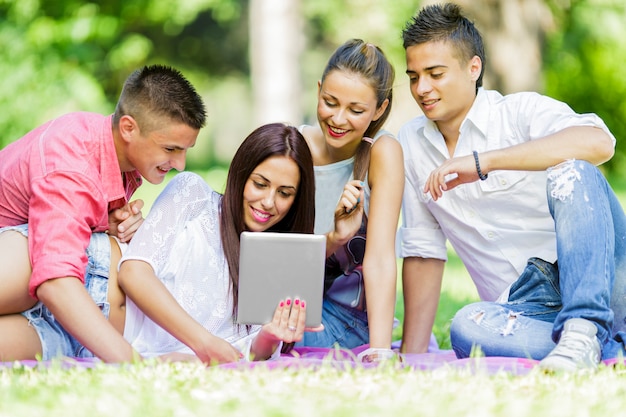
[{"xmin": 121, "ymin": 171, "xmax": 262, "ymax": 358}]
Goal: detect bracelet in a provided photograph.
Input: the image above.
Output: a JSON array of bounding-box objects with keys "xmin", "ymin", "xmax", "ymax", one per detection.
[{"xmin": 472, "ymin": 150, "xmax": 488, "ymax": 181}]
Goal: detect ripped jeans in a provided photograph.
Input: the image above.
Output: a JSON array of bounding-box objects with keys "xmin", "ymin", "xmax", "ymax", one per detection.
[{"xmin": 450, "ymin": 160, "xmax": 626, "ymax": 360}]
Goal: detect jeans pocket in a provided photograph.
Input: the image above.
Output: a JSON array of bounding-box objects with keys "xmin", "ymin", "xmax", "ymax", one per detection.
[{"xmin": 508, "ymin": 257, "xmax": 562, "ymax": 308}]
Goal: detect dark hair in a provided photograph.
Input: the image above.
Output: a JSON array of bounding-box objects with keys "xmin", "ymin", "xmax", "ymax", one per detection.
[
  {"xmin": 219, "ymin": 123, "xmax": 315, "ymax": 317},
  {"xmin": 113, "ymin": 64, "xmax": 207, "ymax": 132},
  {"xmin": 321, "ymin": 39, "xmax": 395, "ymax": 181},
  {"xmin": 402, "ymin": 3, "xmax": 485, "ymax": 91}
]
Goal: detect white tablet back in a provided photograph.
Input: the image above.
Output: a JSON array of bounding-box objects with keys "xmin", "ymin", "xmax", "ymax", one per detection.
[{"xmin": 237, "ymin": 231, "xmax": 325, "ymax": 327}]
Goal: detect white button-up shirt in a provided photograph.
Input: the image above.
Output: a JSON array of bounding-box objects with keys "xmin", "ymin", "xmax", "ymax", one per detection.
[{"xmin": 397, "ymin": 88, "xmax": 616, "ymax": 301}]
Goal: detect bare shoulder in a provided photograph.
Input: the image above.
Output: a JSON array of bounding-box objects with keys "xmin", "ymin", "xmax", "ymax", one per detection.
[
  {"xmin": 370, "ymin": 133, "xmax": 404, "ymax": 166},
  {"xmin": 300, "ymin": 125, "xmax": 326, "ymax": 163}
]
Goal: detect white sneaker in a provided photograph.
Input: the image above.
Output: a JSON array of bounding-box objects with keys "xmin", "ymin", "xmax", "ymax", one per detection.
[{"xmin": 539, "ymin": 318, "xmax": 601, "ymax": 372}]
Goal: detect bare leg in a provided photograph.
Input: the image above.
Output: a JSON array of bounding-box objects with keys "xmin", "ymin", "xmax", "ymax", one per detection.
[
  {"xmin": 0, "ymin": 314, "xmax": 42, "ymax": 361},
  {"xmin": 107, "ymin": 236, "xmax": 126, "ymax": 334},
  {"xmin": 0, "ymin": 234, "xmax": 127, "ymax": 363},
  {"xmin": 0, "ymin": 231, "xmax": 37, "ymax": 314}
]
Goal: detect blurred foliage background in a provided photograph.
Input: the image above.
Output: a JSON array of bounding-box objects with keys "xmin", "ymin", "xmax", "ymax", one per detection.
[{"xmin": 1, "ymin": 0, "xmax": 625, "ymax": 178}]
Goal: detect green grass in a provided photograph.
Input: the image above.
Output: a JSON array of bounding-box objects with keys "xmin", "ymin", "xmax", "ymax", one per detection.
[{"xmin": 2, "ymin": 360, "xmax": 626, "ymax": 416}]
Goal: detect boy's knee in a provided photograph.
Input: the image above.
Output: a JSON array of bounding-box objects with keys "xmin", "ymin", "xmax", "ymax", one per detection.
[
  {"xmin": 546, "ymin": 159, "xmax": 602, "ymax": 203},
  {"xmin": 547, "ymin": 159, "xmax": 581, "ymax": 202},
  {"xmin": 450, "ymin": 304, "xmax": 486, "ymax": 358},
  {"xmin": 450, "ymin": 304, "xmax": 484, "ymax": 338}
]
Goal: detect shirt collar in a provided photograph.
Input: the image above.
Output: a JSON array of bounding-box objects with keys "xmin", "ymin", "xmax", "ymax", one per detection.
[
  {"xmin": 422, "ymin": 88, "xmax": 490, "ymax": 143},
  {"xmin": 100, "ymin": 115, "xmax": 142, "ymax": 210},
  {"xmin": 461, "ymin": 87, "xmax": 490, "ymax": 137}
]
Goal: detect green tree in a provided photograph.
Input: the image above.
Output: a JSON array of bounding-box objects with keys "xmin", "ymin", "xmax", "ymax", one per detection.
[
  {"xmin": 0, "ymin": 0, "xmax": 244, "ymax": 169},
  {"xmin": 543, "ymin": 0, "xmax": 626, "ymax": 177},
  {"xmin": 3, "ymin": 0, "xmax": 624, "ymax": 177}
]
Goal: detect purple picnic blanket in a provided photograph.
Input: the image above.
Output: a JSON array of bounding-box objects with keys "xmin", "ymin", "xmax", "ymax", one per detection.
[
  {"xmin": 216, "ymin": 339, "xmax": 541, "ymax": 374},
  {"xmin": 5, "ymin": 335, "xmax": 622, "ymax": 373},
  {"xmin": 219, "ymin": 346, "xmax": 539, "ymax": 375},
  {"xmin": 1, "ymin": 338, "xmax": 541, "ymax": 375},
  {"xmin": 0, "ymin": 349, "xmax": 538, "ymax": 375}
]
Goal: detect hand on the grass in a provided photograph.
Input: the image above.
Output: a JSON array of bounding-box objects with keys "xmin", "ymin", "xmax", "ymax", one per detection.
[
  {"xmin": 157, "ymin": 352, "xmax": 202, "ymax": 363},
  {"xmin": 191, "ymin": 332, "xmax": 244, "ymax": 365}
]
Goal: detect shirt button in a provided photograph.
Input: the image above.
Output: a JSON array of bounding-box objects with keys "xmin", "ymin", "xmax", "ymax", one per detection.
[
  {"xmin": 500, "ymin": 179, "xmax": 507, "ymax": 186},
  {"xmin": 487, "ymin": 232, "xmax": 495, "ymax": 239}
]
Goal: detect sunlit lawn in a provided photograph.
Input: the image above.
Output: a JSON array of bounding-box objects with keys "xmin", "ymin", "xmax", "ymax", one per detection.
[
  {"xmin": 3, "ymin": 169, "xmax": 626, "ymax": 416},
  {"xmin": 3, "ymin": 360, "xmax": 626, "ymax": 417}
]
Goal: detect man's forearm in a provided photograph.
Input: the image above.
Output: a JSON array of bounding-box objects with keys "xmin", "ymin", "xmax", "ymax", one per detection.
[
  {"xmin": 400, "ymin": 257, "xmax": 445, "ymax": 353},
  {"xmin": 37, "ymin": 277, "xmax": 138, "ymax": 362}
]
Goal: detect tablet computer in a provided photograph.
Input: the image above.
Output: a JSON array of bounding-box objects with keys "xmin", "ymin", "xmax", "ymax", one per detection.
[{"xmin": 237, "ymin": 231, "xmax": 326, "ymax": 327}]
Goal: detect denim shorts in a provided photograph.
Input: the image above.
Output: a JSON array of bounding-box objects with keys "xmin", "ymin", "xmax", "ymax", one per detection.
[
  {"xmin": 295, "ymin": 298, "xmax": 370, "ymax": 349},
  {"xmin": 2, "ymin": 225, "xmax": 112, "ymax": 360}
]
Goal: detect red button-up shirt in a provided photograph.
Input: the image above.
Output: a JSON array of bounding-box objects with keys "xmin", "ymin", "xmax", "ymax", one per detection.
[{"xmin": 0, "ymin": 112, "xmax": 142, "ymax": 297}]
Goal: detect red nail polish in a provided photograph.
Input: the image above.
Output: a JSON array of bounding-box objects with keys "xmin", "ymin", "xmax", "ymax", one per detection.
[
  {"xmin": 286, "ymin": 299, "xmax": 291, "ymax": 306},
  {"xmin": 301, "ymin": 301, "xmax": 306, "ymax": 308},
  {"xmin": 279, "ymin": 301, "xmax": 284, "ymax": 307},
  {"xmin": 295, "ymin": 299, "xmax": 300, "ymax": 305}
]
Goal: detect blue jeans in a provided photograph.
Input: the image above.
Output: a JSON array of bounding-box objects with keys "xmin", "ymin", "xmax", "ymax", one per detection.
[
  {"xmin": 295, "ymin": 298, "xmax": 369, "ymax": 348},
  {"xmin": 450, "ymin": 160, "xmax": 626, "ymax": 360}
]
